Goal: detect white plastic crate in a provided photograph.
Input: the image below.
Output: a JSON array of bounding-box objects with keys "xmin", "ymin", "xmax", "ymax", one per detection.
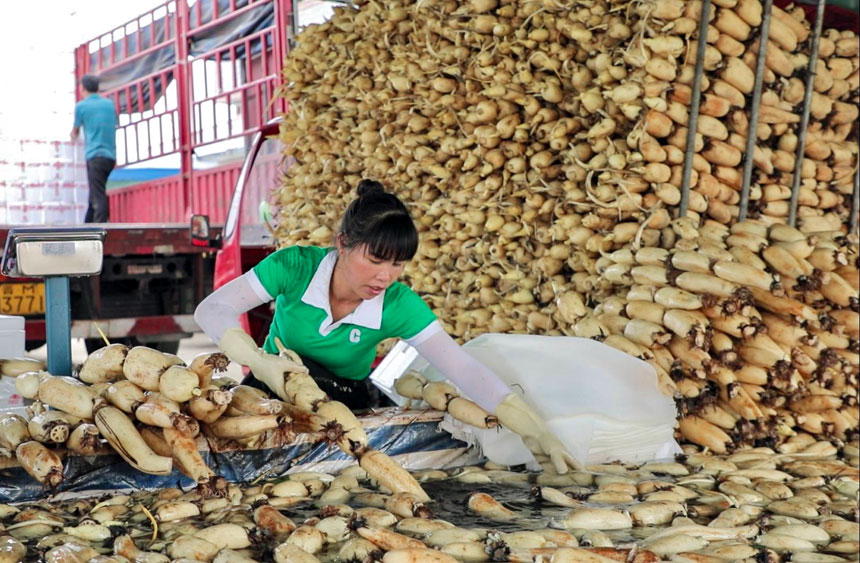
[
  {"xmin": 74, "ymin": 202, "xmax": 88, "ymax": 223},
  {"xmin": 5, "ymin": 182, "xmax": 25, "ymax": 203},
  {"xmin": 1, "ymin": 139, "xmax": 91, "ymax": 224},
  {"xmin": 0, "ymin": 139, "xmax": 19, "ymax": 157},
  {"xmin": 73, "ymin": 164, "xmax": 88, "ymax": 186},
  {"xmin": 0, "ymin": 161, "xmax": 23, "ymax": 183},
  {"xmin": 35, "ymin": 162, "xmax": 56, "ymax": 184},
  {"xmin": 58, "ymin": 141, "xmax": 79, "ymax": 162},
  {"xmin": 23, "ymin": 182, "xmax": 45, "ymax": 203},
  {"xmin": 42, "ymin": 181, "xmax": 62, "ymax": 203},
  {"xmin": 49, "ymin": 202, "xmax": 79, "ymax": 225},
  {"xmin": 20, "ymin": 140, "xmax": 54, "ymax": 162},
  {"xmin": 74, "ymin": 184, "xmax": 90, "ymax": 204},
  {"xmin": 6, "ymin": 201, "xmax": 44, "ymax": 224},
  {"xmin": 44, "ymin": 201, "xmax": 65, "ymax": 224},
  {"xmin": 5, "ymin": 201, "xmax": 25, "ymax": 223}
]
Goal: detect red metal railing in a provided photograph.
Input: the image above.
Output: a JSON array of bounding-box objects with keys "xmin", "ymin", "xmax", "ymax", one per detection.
[
  {"xmin": 188, "ymin": 27, "xmax": 283, "ymax": 147},
  {"xmin": 74, "ymin": 2, "xmax": 182, "ymax": 167},
  {"xmin": 109, "ymin": 160, "xmax": 241, "ymax": 223},
  {"xmin": 189, "ymin": 162, "xmax": 243, "ymax": 221},
  {"xmin": 185, "ymin": 0, "xmax": 287, "ymax": 149}
]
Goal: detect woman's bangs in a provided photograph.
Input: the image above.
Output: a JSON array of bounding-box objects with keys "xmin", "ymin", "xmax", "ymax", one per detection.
[{"xmin": 366, "ymin": 214, "xmax": 418, "ymax": 262}]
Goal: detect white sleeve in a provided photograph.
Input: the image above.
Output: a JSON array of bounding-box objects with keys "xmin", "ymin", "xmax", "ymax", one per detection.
[
  {"xmin": 194, "ymin": 270, "xmax": 273, "ymax": 344},
  {"xmin": 412, "ymin": 330, "xmax": 511, "ymax": 412}
]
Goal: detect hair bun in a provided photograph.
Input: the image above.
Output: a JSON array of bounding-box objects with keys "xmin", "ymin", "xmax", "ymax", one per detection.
[{"xmin": 357, "ymin": 179, "xmax": 385, "ymax": 198}]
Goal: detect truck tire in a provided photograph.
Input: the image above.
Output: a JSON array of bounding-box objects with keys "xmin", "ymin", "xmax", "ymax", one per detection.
[{"xmin": 84, "ymin": 338, "xmax": 180, "ymax": 356}]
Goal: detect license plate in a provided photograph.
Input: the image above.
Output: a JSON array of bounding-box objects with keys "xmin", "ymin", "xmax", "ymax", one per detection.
[{"xmin": 0, "ymin": 283, "xmax": 46, "ymax": 315}]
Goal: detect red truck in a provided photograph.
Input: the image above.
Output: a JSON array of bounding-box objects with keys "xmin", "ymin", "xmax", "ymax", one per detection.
[{"xmin": 1, "ymin": 0, "xmax": 292, "ymax": 353}]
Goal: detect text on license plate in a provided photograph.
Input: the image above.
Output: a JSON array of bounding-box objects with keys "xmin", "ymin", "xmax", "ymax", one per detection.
[{"xmin": 0, "ymin": 283, "xmax": 46, "ymax": 315}]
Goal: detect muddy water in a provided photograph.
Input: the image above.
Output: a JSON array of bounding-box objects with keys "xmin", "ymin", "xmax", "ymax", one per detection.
[
  {"xmin": 12, "ymin": 449, "xmax": 860, "ymax": 562},
  {"xmin": 284, "ymin": 471, "xmax": 669, "ymax": 561}
]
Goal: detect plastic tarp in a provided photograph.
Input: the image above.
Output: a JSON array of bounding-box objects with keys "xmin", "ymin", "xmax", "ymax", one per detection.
[
  {"xmin": 0, "ymin": 408, "xmax": 479, "ymax": 503},
  {"xmin": 189, "ymin": 1, "xmax": 274, "ymax": 59},
  {"xmin": 93, "ymin": 13, "xmax": 175, "ymax": 112},
  {"xmin": 406, "ymin": 334, "xmax": 681, "ymax": 468}
]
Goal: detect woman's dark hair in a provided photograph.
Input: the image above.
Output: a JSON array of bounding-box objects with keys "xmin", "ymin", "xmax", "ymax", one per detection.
[{"xmin": 338, "ymin": 179, "xmax": 418, "ymax": 262}]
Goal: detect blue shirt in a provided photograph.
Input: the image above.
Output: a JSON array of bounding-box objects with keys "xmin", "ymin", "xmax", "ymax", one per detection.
[{"xmin": 74, "ymin": 94, "xmax": 117, "ymax": 161}]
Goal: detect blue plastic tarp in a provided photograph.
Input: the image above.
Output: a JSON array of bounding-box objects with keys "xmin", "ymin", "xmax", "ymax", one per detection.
[{"xmin": 0, "ymin": 408, "xmax": 479, "ymax": 503}]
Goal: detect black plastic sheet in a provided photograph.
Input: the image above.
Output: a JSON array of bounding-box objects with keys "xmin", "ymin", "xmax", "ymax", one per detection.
[
  {"xmin": 189, "ymin": 1, "xmax": 274, "ymax": 59},
  {"xmin": 0, "ymin": 408, "xmax": 478, "ymax": 503}
]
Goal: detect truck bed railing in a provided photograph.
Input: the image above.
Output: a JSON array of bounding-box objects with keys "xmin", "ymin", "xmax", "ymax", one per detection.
[
  {"xmin": 75, "ymin": 0, "xmax": 291, "ymax": 220},
  {"xmin": 109, "ymin": 161, "xmax": 241, "ymax": 223}
]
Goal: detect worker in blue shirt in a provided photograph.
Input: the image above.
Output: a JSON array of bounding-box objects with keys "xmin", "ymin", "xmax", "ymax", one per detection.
[{"xmin": 70, "ymin": 75, "xmax": 117, "ymax": 223}]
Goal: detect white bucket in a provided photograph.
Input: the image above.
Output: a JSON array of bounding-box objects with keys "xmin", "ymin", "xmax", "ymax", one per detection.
[
  {"xmin": 0, "ymin": 315, "xmax": 28, "ymax": 417},
  {"xmin": 0, "ymin": 315, "xmax": 25, "ymax": 358}
]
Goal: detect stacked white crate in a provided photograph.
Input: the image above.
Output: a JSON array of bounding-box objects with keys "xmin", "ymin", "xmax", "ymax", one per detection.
[{"xmin": 0, "ymin": 139, "xmax": 89, "ymax": 225}]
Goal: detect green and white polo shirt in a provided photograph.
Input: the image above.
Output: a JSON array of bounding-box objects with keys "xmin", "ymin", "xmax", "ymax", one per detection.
[{"xmin": 252, "ymin": 245, "xmax": 439, "ymax": 380}]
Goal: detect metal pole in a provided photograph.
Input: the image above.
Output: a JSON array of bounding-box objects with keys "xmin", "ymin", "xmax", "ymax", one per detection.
[
  {"xmin": 45, "ymin": 277, "xmax": 72, "ymax": 376},
  {"xmin": 739, "ymin": 0, "xmax": 774, "ymax": 222},
  {"xmin": 851, "ymin": 161, "xmax": 860, "ymax": 234},
  {"xmin": 679, "ymin": 0, "xmax": 712, "ymax": 218},
  {"xmin": 788, "ymin": 0, "xmax": 826, "ymax": 228},
  {"xmin": 289, "ymin": 0, "xmax": 300, "ymax": 50},
  {"xmin": 176, "ymin": 0, "xmax": 194, "ymax": 220}
]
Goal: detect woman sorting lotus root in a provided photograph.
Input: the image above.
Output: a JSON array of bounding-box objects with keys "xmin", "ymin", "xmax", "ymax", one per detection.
[{"xmin": 195, "ymin": 179, "xmax": 578, "ymax": 473}]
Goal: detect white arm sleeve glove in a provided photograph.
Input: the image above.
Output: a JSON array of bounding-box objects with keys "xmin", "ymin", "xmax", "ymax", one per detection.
[
  {"xmin": 194, "ymin": 270, "xmax": 273, "ymax": 344},
  {"xmin": 410, "ymin": 326, "xmax": 511, "ymax": 412},
  {"xmin": 410, "ymin": 325, "xmax": 580, "ymax": 473}
]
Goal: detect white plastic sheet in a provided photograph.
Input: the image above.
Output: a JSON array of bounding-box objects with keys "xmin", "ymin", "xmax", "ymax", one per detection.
[{"xmin": 412, "ymin": 333, "xmax": 681, "ymax": 467}]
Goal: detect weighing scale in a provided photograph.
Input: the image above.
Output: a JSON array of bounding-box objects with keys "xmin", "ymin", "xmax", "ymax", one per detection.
[{"xmin": 1, "ymin": 227, "xmax": 106, "ymax": 375}]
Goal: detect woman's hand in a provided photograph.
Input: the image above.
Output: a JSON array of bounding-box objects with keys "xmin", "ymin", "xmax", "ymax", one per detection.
[
  {"xmin": 218, "ymin": 328, "xmax": 307, "ymax": 400},
  {"xmin": 494, "ymin": 393, "xmax": 580, "ymax": 473},
  {"xmin": 252, "ymin": 354, "xmax": 311, "ymax": 401},
  {"xmin": 536, "ymin": 430, "xmax": 580, "ymax": 474}
]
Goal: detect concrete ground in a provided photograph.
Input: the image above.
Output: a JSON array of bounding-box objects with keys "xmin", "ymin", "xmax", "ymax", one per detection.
[{"xmin": 29, "ymin": 333, "xmax": 246, "ymax": 381}]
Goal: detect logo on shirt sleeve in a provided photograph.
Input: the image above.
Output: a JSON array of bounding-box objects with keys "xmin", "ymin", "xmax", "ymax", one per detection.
[{"xmin": 349, "ymin": 328, "xmax": 361, "ymax": 343}]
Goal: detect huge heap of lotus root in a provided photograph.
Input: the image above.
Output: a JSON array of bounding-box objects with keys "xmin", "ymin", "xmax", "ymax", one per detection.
[{"xmin": 273, "ymin": 0, "xmax": 859, "ymax": 453}]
